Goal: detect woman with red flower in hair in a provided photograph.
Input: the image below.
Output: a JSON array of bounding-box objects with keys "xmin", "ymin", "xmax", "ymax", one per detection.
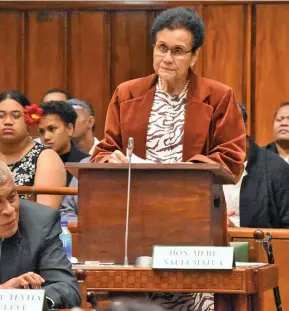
[{"xmin": 0, "ymin": 90, "xmax": 66, "ymax": 208}]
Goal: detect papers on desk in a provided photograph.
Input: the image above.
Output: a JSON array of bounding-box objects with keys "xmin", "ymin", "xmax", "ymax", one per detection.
[
  {"xmin": 235, "ymin": 262, "xmax": 268, "ymax": 267},
  {"xmin": 73, "ymin": 261, "xmax": 128, "ymax": 268},
  {"xmin": 85, "ymin": 261, "xmax": 115, "ymax": 266},
  {"xmin": 128, "ymin": 153, "xmax": 154, "ymax": 164}
]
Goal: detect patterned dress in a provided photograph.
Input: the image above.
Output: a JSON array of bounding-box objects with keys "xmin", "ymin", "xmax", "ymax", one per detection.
[
  {"xmin": 7, "ymin": 143, "xmax": 46, "ymax": 199},
  {"xmin": 147, "ymin": 78, "xmax": 214, "ymax": 311},
  {"xmin": 146, "ymin": 80, "xmax": 187, "ymax": 163}
]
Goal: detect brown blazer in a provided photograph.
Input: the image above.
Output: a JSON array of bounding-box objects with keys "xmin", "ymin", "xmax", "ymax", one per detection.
[{"xmin": 91, "ymin": 71, "xmax": 246, "ymax": 178}]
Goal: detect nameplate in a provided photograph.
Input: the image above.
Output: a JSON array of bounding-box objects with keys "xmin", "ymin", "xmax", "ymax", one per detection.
[
  {"xmin": 0, "ymin": 289, "xmax": 47, "ymax": 311},
  {"xmin": 152, "ymin": 246, "xmax": 234, "ymax": 269}
]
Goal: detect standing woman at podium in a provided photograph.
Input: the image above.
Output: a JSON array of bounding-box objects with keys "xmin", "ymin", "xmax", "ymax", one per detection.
[
  {"xmin": 91, "ymin": 7, "xmax": 245, "ymax": 180},
  {"xmin": 91, "ymin": 7, "xmax": 246, "ymax": 311}
]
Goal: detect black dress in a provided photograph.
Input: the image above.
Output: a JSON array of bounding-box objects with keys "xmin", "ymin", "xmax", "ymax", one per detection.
[{"xmin": 8, "ymin": 143, "xmax": 46, "ymax": 199}]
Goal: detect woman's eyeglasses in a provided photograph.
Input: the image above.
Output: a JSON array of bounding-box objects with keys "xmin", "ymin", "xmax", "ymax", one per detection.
[
  {"xmin": 0, "ymin": 110, "xmax": 23, "ymax": 120},
  {"xmin": 153, "ymin": 43, "xmax": 192, "ymax": 58}
]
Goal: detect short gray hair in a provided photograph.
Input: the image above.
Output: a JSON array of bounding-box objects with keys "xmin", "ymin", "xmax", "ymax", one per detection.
[{"xmin": 67, "ymin": 98, "xmax": 94, "ymax": 117}]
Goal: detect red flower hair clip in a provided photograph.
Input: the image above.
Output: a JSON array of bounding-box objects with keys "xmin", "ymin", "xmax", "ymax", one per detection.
[{"xmin": 24, "ymin": 104, "xmax": 43, "ymax": 125}]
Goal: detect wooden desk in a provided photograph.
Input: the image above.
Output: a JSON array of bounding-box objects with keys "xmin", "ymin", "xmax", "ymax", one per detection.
[
  {"xmin": 229, "ymin": 227, "xmax": 289, "ymax": 310},
  {"xmin": 73, "ymin": 264, "xmax": 278, "ymax": 311}
]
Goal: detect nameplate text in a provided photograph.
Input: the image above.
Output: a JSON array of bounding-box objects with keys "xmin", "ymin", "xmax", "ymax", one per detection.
[
  {"xmin": 0, "ymin": 289, "xmax": 46, "ymax": 311},
  {"xmin": 152, "ymin": 246, "xmax": 234, "ymax": 269}
]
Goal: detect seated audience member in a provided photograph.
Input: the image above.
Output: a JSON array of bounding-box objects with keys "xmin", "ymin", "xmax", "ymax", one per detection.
[
  {"xmin": 68, "ymin": 98, "xmax": 100, "ymax": 154},
  {"xmin": 42, "ymin": 88, "xmax": 72, "ymax": 103},
  {"xmin": 223, "ymin": 104, "xmax": 289, "ymax": 228},
  {"xmin": 61, "ymin": 157, "xmax": 90, "ymax": 222},
  {"xmin": 35, "ymin": 88, "xmax": 72, "ymax": 144},
  {"xmin": 0, "ymin": 90, "xmax": 66, "ymax": 208},
  {"xmin": 38, "ymin": 101, "xmax": 89, "ymax": 185},
  {"xmin": 0, "ymin": 162, "xmax": 81, "ymax": 309},
  {"xmin": 264, "ymin": 102, "xmax": 289, "ymax": 162}
]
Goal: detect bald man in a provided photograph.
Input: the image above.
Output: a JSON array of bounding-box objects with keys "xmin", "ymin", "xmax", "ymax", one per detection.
[
  {"xmin": 42, "ymin": 88, "xmax": 71, "ymax": 103},
  {"xmin": 0, "ymin": 162, "xmax": 80, "ymax": 309},
  {"xmin": 68, "ymin": 99, "xmax": 99, "ymax": 154}
]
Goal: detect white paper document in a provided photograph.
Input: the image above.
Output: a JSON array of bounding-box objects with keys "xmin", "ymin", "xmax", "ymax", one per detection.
[
  {"xmin": 127, "ymin": 152, "xmax": 155, "ymax": 164},
  {"xmin": 235, "ymin": 262, "xmax": 268, "ymax": 267}
]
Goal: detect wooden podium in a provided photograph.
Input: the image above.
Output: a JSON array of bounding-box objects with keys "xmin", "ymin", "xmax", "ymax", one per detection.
[
  {"xmin": 66, "ymin": 163, "xmax": 279, "ymax": 311},
  {"xmin": 66, "ymin": 163, "xmax": 234, "ymax": 263}
]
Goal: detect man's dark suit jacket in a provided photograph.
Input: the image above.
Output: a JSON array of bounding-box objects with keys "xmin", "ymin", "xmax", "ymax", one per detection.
[
  {"xmin": 0, "ymin": 199, "xmax": 81, "ymax": 309},
  {"xmin": 240, "ymin": 138, "xmax": 289, "ymax": 228},
  {"xmin": 264, "ymin": 141, "xmax": 279, "ymax": 154}
]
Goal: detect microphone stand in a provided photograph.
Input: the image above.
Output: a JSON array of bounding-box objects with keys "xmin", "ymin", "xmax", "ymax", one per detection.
[{"xmin": 124, "ymin": 138, "xmax": 134, "ymax": 266}]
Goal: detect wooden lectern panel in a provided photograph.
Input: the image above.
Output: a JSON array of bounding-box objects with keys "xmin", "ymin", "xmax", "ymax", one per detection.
[{"xmin": 73, "ymin": 164, "xmax": 232, "ymax": 263}]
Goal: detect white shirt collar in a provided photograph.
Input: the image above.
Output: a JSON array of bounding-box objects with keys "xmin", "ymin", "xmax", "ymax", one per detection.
[{"xmin": 89, "ymin": 137, "xmax": 100, "ymax": 155}]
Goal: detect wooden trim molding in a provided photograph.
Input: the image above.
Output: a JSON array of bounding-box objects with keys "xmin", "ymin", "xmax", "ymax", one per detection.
[{"xmin": 0, "ymin": 1, "xmax": 289, "ymax": 10}]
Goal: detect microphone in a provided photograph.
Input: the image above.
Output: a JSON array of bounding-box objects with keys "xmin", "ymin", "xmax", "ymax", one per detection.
[
  {"xmin": 127, "ymin": 137, "xmax": 134, "ymax": 157},
  {"xmin": 124, "ymin": 137, "xmax": 134, "ymax": 266}
]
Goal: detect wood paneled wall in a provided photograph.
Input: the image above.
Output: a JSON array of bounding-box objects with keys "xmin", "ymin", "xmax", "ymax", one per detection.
[{"xmin": 0, "ymin": 1, "xmax": 288, "ymax": 145}]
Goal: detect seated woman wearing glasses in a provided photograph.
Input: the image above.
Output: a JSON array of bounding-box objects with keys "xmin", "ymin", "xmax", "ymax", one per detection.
[
  {"xmin": 0, "ymin": 90, "xmax": 66, "ymax": 208},
  {"xmin": 91, "ymin": 7, "xmax": 245, "ymax": 311}
]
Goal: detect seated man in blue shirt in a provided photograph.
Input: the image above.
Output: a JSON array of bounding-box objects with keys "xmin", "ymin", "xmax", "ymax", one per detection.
[{"xmin": 61, "ymin": 157, "xmax": 90, "ymax": 222}]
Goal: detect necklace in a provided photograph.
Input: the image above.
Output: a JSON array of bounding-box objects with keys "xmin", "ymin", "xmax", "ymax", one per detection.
[{"xmin": 158, "ymin": 77, "xmax": 189, "ymax": 97}]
